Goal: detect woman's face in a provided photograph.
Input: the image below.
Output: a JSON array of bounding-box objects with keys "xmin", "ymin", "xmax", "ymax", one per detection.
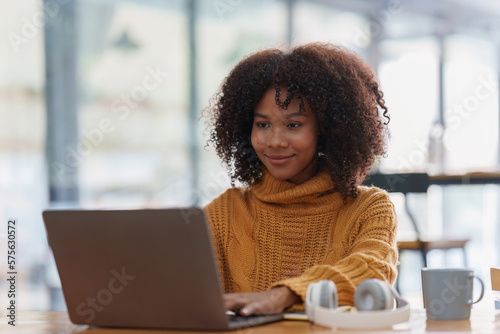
[{"xmin": 251, "ymin": 88, "xmax": 319, "ymax": 185}]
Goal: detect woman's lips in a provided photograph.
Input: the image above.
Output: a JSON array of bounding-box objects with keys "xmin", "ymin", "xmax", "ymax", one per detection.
[{"xmin": 266, "ymin": 154, "xmax": 294, "ymax": 166}]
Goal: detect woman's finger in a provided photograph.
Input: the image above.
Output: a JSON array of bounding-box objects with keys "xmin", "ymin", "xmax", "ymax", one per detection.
[
  {"xmin": 223, "ymin": 288, "xmax": 294, "ymax": 315},
  {"xmin": 241, "ymin": 298, "xmax": 281, "ymax": 316},
  {"xmin": 224, "ymin": 293, "xmax": 249, "ymax": 312}
]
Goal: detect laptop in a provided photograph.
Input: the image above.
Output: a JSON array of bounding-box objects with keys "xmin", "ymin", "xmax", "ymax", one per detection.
[{"xmin": 42, "ymin": 208, "xmax": 284, "ymax": 330}]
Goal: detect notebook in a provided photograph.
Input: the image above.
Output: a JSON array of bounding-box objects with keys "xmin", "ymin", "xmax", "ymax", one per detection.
[{"xmin": 42, "ymin": 208, "xmax": 283, "ymax": 330}]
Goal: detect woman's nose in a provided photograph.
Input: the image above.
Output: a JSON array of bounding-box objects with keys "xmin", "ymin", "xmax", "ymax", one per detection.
[{"xmin": 267, "ymin": 129, "xmax": 288, "ymax": 148}]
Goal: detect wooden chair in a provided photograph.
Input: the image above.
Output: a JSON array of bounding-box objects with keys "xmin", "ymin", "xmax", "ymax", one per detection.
[{"xmin": 364, "ymin": 173, "xmax": 469, "ymax": 287}]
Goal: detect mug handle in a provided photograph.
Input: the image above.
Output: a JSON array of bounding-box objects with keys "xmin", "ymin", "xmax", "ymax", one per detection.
[{"xmin": 467, "ymin": 274, "xmax": 485, "ymax": 305}]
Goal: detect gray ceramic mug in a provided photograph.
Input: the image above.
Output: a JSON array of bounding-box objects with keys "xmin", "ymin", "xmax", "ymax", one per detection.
[{"xmin": 421, "ymin": 268, "xmax": 484, "ymax": 320}]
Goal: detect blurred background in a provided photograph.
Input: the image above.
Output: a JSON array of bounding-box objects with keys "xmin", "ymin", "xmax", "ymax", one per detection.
[{"xmin": 1, "ymin": 0, "xmax": 500, "ymax": 312}]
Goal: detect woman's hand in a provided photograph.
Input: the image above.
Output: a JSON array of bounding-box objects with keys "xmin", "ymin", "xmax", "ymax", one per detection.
[{"xmin": 224, "ymin": 286, "xmax": 301, "ymax": 316}]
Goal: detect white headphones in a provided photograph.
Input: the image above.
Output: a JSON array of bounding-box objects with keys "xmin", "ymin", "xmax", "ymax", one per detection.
[{"xmin": 306, "ymin": 279, "xmax": 410, "ymax": 329}]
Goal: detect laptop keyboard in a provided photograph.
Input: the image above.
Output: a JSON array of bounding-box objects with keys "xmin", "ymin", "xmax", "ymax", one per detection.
[{"xmin": 228, "ymin": 313, "xmax": 284, "ymax": 329}]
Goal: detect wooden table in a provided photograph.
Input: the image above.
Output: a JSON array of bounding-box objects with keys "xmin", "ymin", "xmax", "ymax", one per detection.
[{"xmin": 1, "ymin": 309, "xmax": 500, "ymax": 333}]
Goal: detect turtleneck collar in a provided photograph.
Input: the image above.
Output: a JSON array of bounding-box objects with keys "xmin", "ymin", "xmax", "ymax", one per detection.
[{"xmin": 251, "ymin": 168, "xmax": 338, "ymax": 205}]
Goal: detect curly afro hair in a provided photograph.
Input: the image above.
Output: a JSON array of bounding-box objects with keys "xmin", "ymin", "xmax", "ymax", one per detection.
[{"xmin": 205, "ymin": 42, "xmax": 389, "ymax": 200}]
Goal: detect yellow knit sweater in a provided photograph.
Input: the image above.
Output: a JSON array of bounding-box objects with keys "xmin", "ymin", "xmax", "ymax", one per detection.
[{"xmin": 204, "ymin": 169, "xmax": 398, "ymax": 306}]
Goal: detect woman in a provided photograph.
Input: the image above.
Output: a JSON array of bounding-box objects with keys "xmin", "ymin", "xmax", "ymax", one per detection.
[{"xmin": 203, "ymin": 42, "xmax": 397, "ymax": 316}]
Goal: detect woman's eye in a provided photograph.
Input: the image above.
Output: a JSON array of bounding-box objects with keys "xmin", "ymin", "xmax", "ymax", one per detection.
[
  {"xmin": 256, "ymin": 122, "xmax": 268, "ymax": 128},
  {"xmin": 287, "ymin": 123, "xmax": 301, "ymax": 128}
]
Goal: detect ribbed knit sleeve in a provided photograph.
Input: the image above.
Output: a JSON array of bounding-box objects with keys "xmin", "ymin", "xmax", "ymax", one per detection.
[{"xmin": 270, "ymin": 189, "xmax": 398, "ymax": 306}]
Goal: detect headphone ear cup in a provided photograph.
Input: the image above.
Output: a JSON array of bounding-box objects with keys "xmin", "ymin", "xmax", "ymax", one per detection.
[
  {"xmin": 354, "ymin": 279, "xmax": 393, "ymax": 311},
  {"xmin": 318, "ymin": 280, "xmax": 338, "ymax": 309},
  {"xmin": 307, "ymin": 280, "xmax": 338, "ymax": 309}
]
